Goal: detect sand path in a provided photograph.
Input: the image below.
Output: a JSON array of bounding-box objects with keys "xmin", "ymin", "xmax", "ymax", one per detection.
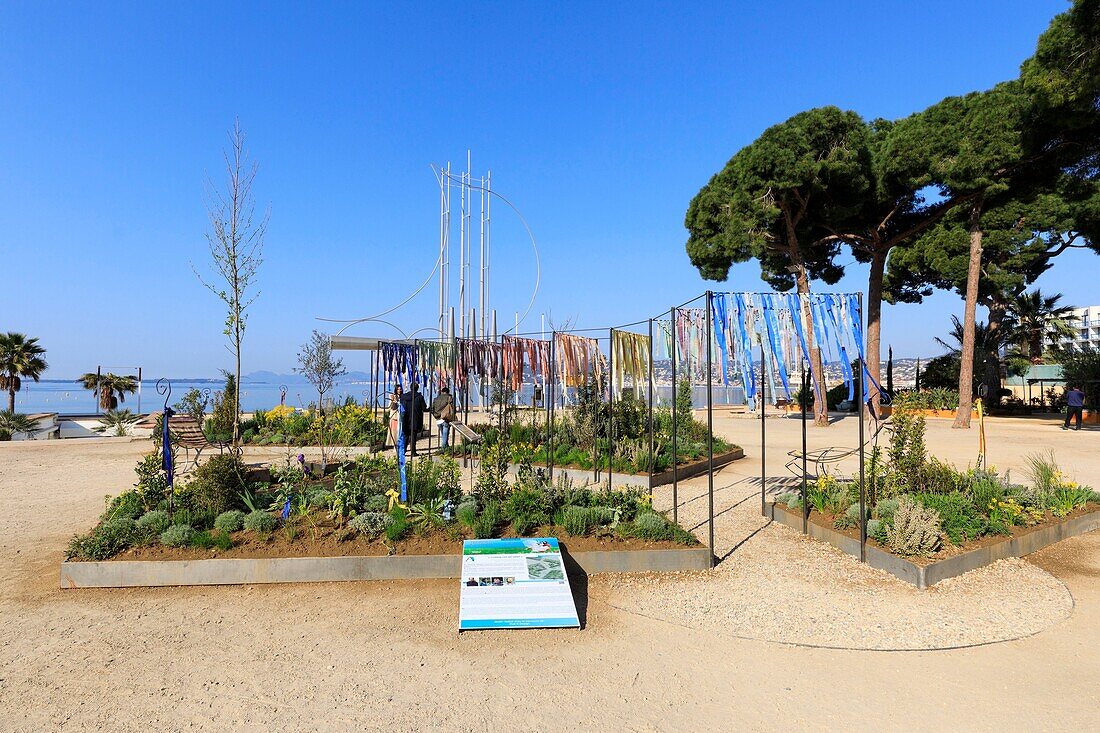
[{"xmin": 1, "ymin": 414, "xmax": 1098, "ymax": 731}]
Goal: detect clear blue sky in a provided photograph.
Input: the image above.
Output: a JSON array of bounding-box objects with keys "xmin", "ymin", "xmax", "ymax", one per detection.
[{"xmin": 3, "ymin": 0, "xmax": 1090, "ymax": 378}]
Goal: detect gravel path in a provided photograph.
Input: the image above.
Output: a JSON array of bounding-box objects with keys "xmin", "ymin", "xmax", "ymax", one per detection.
[{"xmin": 610, "ymin": 453, "xmax": 1074, "ymax": 650}]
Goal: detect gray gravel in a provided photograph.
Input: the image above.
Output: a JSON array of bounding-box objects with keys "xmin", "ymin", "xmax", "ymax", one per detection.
[{"xmin": 608, "ymin": 466, "xmax": 1073, "ymax": 651}]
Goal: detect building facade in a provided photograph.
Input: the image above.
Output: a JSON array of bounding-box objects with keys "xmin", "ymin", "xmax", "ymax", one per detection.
[{"xmin": 1050, "ymin": 305, "xmax": 1100, "ymax": 352}]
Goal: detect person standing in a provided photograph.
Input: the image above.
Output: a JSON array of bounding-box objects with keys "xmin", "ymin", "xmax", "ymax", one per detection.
[
  {"xmin": 431, "ymin": 385, "xmax": 456, "ymax": 449},
  {"xmin": 1063, "ymin": 384, "xmax": 1086, "ymax": 431},
  {"xmin": 400, "ymin": 382, "xmax": 428, "ymax": 456},
  {"xmin": 389, "ymin": 383, "xmax": 403, "ymax": 453}
]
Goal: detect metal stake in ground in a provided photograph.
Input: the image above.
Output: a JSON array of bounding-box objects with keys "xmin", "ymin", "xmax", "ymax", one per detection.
[
  {"xmin": 705, "ymin": 291, "xmax": 715, "ymax": 566},
  {"xmin": 647, "ymin": 318, "xmax": 655, "ymax": 479},
  {"xmin": 608, "ymin": 328, "xmax": 614, "ymax": 493},
  {"xmin": 548, "ymin": 331, "xmax": 555, "ymax": 480},
  {"xmin": 760, "ymin": 334, "xmax": 766, "ymax": 517},
  {"xmin": 801, "ymin": 363, "xmax": 808, "ymax": 534},
  {"xmin": 670, "ymin": 307, "xmax": 678, "ymax": 526}
]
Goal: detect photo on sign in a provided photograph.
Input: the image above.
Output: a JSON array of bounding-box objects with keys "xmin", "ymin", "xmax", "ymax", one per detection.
[{"xmin": 525, "ymin": 555, "xmax": 564, "ymax": 580}]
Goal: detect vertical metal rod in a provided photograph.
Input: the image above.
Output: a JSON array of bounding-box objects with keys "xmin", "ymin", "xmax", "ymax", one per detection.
[
  {"xmin": 705, "ymin": 292, "xmax": 715, "ymax": 566},
  {"xmin": 439, "ymin": 163, "xmax": 446, "ymax": 337},
  {"xmin": 548, "ymin": 332, "xmax": 555, "ymax": 479},
  {"xmin": 480, "ymin": 172, "xmax": 486, "ymax": 339},
  {"xmin": 670, "ymin": 307, "xmax": 678, "ymax": 526},
  {"xmin": 608, "ymin": 329, "xmax": 614, "ymax": 492},
  {"xmin": 801, "ymin": 363, "xmax": 808, "ymax": 534},
  {"xmin": 858, "ymin": 293, "xmax": 867, "ymax": 563},
  {"xmin": 647, "ymin": 318, "xmax": 655, "ymax": 479},
  {"xmin": 760, "ymin": 337, "xmax": 766, "ymax": 517},
  {"xmin": 499, "ymin": 333, "xmax": 506, "ymax": 474}
]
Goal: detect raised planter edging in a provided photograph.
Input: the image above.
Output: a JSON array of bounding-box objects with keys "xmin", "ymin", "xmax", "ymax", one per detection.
[
  {"xmin": 59, "ymin": 546, "xmax": 712, "ymax": 589},
  {"xmin": 460, "ymin": 448, "xmax": 744, "ymax": 490},
  {"xmin": 766, "ymin": 502, "xmax": 1100, "ymax": 589}
]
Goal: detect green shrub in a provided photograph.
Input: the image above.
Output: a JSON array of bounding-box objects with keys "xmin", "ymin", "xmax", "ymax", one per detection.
[
  {"xmin": 585, "ymin": 506, "xmax": 617, "ymax": 526},
  {"xmin": 136, "ymin": 510, "xmax": 171, "ymax": 537},
  {"xmin": 504, "ymin": 487, "xmax": 552, "ymax": 535},
  {"xmin": 348, "ymin": 511, "xmax": 388, "ymax": 537},
  {"xmin": 885, "ymin": 497, "xmax": 941, "ymax": 557},
  {"xmin": 775, "ymin": 492, "xmax": 797, "ymax": 506},
  {"xmin": 385, "ymin": 507, "xmax": 410, "ymax": 541},
  {"xmin": 214, "ymin": 510, "xmax": 245, "ymax": 533},
  {"xmin": 171, "ymin": 507, "xmax": 216, "ymax": 530},
  {"xmin": 104, "ymin": 489, "xmax": 145, "ymax": 521},
  {"xmin": 191, "ymin": 529, "xmax": 232, "ymax": 550},
  {"xmin": 160, "ymin": 523, "xmax": 195, "ymax": 547},
  {"xmin": 133, "ymin": 453, "xmax": 171, "ymax": 509},
  {"xmin": 66, "ymin": 517, "xmax": 138, "ymax": 561},
  {"xmin": 187, "ymin": 453, "xmax": 248, "ymax": 514},
  {"xmin": 872, "ymin": 498, "xmax": 899, "ymax": 521},
  {"xmin": 558, "ymin": 506, "xmax": 590, "ymax": 537},
  {"xmin": 243, "ymin": 510, "xmax": 277, "ymax": 533},
  {"xmin": 308, "ymin": 489, "xmax": 332, "ymax": 509},
  {"xmin": 456, "ymin": 499, "xmax": 479, "ymax": 529},
  {"xmin": 916, "ymin": 492, "xmax": 988, "ymax": 545},
  {"xmin": 834, "ymin": 502, "xmax": 866, "ymax": 530},
  {"xmin": 472, "ymin": 502, "xmax": 502, "ymax": 539},
  {"xmin": 786, "ymin": 494, "xmax": 803, "ymax": 510},
  {"xmin": 362, "ymin": 494, "xmax": 389, "ymax": 513},
  {"xmin": 631, "ymin": 512, "xmax": 669, "ymax": 539},
  {"xmin": 920, "ymin": 458, "xmax": 969, "ymax": 495},
  {"xmin": 867, "ymin": 518, "xmax": 887, "ymax": 543},
  {"xmin": 1048, "ymin": 485, "xmax": 1092, "ymax": 517}
]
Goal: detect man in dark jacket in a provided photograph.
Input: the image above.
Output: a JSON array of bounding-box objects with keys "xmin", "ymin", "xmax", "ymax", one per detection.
[
  {"xmin": 400, "ymin": 383, "xmax": 428, "ymax": 455},
  {"xmin": 1063, "ymin": 384, "xmax": 1086, "ymax": 430}
]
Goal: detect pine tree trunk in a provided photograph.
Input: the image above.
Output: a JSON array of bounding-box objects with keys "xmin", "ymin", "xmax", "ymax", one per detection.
[
  {"xmin": 954, "ymin": 201, "xmax": 984, "ymax": 429},
  {"xmin": 7, "ymin": 387, "xmax": 14, "ymax": 413},
  {"xmin": 865, "ymin": 250, "xmax": 887, "ymax": 414}
]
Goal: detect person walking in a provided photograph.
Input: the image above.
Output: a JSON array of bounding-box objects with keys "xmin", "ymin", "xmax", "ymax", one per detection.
[
  {"xmin": 400, "ymin": 382, "xmax": 428, "ymax": 456},
  {"xmin": 431, "ymin": 385, "xmax": 456, "ymax": 449},
  {"xmin": 1063, "ymin": 384, "xmax": 1086, "ymax": 431}
]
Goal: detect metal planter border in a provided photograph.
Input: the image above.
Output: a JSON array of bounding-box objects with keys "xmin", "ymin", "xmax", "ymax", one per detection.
[
  {"xmin": 59, "ymin": 546, "xmax": 712, "ymax": 589},
  {"xmin": 766, "ymin": 501, "xmax": 1100, "ymax": 589}
]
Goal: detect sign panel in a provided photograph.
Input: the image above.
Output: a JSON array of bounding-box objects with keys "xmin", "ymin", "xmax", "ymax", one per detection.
[{"xmin": 458, "ymin": 538, "xmax": 580, "ymax": 630}]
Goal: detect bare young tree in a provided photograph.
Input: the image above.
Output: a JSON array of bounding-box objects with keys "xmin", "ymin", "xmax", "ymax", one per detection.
[
  {"xmin": 193, "ymin": 120, "xmax": 267, "ymax": 448},
  {"xmin": 295, "ymin": 330, "xmax": 347, "ymax": 467}
]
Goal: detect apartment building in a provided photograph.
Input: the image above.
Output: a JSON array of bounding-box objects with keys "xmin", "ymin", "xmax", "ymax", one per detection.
[{"xmin": 1050, "ymin": 305, "xmax": 1100, "ymax": 352}]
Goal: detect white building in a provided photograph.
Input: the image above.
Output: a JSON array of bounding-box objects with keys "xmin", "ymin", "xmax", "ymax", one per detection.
[{"xmin": 1051, "ymin": 305, "xmax": 1100, "ymax": 352}]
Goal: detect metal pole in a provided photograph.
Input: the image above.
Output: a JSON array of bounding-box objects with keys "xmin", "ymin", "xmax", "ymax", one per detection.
[
  {"xmin": 548, "ymin": 332, "xmax": 555, "ymax": 479},
  {"xmin": 647, "ymin": 318, "xmax": 655, "ymax": 478},
  {"xmin": 858, "ymin": 294, "xmax": 867, "ymax": 563},
  {"xmin": 670, "ymin": 307, "xmax": 678, "ymax": 525},
  {"xmin": 608, "ymin": 329, "xmax": 614, "ymax": 492},
  {"xmin": 705, "ymin": 291, "xmax": 715, "ymax": 566},
  {"xmin": 801, "ymin": 363, "xmax": 808, "ymax": 533},
  {"xmin": 760, "ymin": 336, "xmax": 766, "ymax": 517}
]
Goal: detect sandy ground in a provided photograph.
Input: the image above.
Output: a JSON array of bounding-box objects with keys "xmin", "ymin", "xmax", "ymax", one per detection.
[{"xmin": 1, "ymin": 413, "xmax": 1098, "ymax": 731}]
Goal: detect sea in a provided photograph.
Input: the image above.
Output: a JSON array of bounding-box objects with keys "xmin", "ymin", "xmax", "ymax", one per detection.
[{"xmin": 11, "ymin": 378, "xmax": 747, "ymax": 415}]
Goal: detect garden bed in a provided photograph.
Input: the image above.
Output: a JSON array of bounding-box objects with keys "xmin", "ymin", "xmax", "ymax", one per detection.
[
  {"xmin": 463, "ymin": 447, "xmax": 744, "ymax": 489},
  {"xmin": 767, "ymin": 500, "xmax": 1100, "ymax": 588}
]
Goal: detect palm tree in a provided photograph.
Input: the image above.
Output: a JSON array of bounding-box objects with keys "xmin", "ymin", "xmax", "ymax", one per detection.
[
  {"xmin": 0, "ymin": 410, "xmax": 38, "ymax": 441},
  {"xmin": 1007, "ymin": 290, "xmax": 1076, "ymax": 362},
  {"xmin": 95, "ymin": 409, "xmax": 140, "ymax": 436},
  {"xmin": 0, "ymin": 333, "xmax": 48, "ymax": 412},
  {"xmin": 78, "ymin": 372, "xmax": 138, "ymax": 411},
  {"xmin": 935, "ymin": 316, "xmax": 1023, "ymax": 403}
]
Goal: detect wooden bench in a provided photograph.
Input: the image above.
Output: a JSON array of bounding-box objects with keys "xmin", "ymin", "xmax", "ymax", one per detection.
[{"xmin": 167, "ymin": 415, "xmax": 227, "ymax": 468}]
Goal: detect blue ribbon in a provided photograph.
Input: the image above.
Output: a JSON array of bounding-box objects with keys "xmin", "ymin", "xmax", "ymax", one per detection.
[
  {"xmin": 711, "ymin": 294, "xmax": 730, "ymax": 387},
  {"xmin": 397, "ymin": 398, "xmax": 408, "ymax": 502},
  {"xmin": 761, "ymin": 294, "xmax": 792, "ymax": 398},
  {"xmin": 731, "ymin": 293, "xmax": 756, "ymax": 399}
]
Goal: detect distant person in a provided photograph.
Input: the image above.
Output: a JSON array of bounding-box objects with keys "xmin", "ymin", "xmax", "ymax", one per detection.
[
  {"xmin": 431, "ymin": 385, "xmax": 456, "ymax": 449},
  {"xmin": 1063, "ymin": 384, "xmax": 1086, "ymax": 431},
  {"xmin": 389, "ymin": 383, "xmax": 403, "ymax": 452},
  {"xmin": 400, "ymin": 382, "xmax": 428, "ymax": 456}
]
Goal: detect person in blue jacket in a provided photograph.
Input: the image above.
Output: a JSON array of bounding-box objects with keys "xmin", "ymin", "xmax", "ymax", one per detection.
[{"xmin": 1063, "ymin": 384, "xmax": 1086, "ymax": 430}]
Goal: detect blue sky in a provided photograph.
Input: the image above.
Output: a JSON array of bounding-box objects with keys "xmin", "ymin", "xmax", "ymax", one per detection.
[{"xmin": 2, "ymin": 0, "xmax": 1089, "ymax": 378}]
